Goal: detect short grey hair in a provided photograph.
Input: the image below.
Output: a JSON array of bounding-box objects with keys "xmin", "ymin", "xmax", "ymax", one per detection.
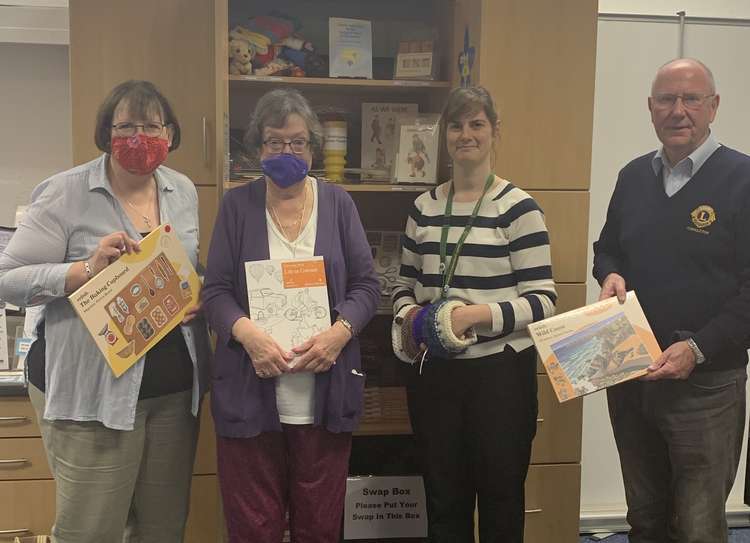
[
  {"xmin": 244, "ymin": 89, "xmax": 323, "ymax": 159},
  {"xmin": 652, "ymin": 58, "xmax": 717, "ymax": 94}
]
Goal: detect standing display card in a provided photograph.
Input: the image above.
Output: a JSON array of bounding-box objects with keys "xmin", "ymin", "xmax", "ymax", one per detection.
[
  {"xmin": 393, "ymin": 115, "xmax": 440, "ymax": 184},
  {"xmin": 245, "ymin": 257, "xmax": 331, "ymax": 353},
  {"xmin": 329, "ymin": 17, "xmax": 373, "ymax": 79},
  {"xmin": 69, "ymin": 224, "xmax": 200, "ymax": 377},
  {"xmin": 361, "ymin": 103, "xmax": 418, "ymax": 181},
  {"xmin": 527, "ymin": 291, "xmax": 660, "ymax": 402}
]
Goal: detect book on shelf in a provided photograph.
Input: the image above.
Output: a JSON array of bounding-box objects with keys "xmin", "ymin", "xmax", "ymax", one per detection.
[
  {"xmin": 329, "ymin": 17, "xmax": 373, "ymax": 79},
  {"xmin": 360, "ymin": 102, "xmax": 418, "ymax": 181},
  {"xmin": 69, "ymin": 225, "xmax": 201, "ymax": 377},
  {"xmin": 527, "ymin": 291, "xmax": 660, "ymax": 402},
  {"xmin": 245, "ymin": 257, "xmax": 330, "ymax": 354},
  {"xmin": 393, "ymin": 114, "xmax": 441, "ymax": 184}
]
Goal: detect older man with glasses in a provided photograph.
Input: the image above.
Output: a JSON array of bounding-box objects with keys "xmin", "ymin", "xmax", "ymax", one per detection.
[{"xmin": 593, "ymin": 58, "xmax": 750, "ymax": 543}]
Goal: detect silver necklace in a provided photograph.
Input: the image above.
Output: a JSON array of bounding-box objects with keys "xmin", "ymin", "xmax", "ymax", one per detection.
[{"xmin": 125, "ymin": 198, "xmax": 154, "ymax": 229}]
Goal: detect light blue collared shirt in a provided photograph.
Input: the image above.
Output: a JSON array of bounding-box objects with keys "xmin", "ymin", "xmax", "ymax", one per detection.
[
  {"xmin": 651, "ymin": 132, "xmax": 721, "ymax": 197},
  {"xmin": 0, "ymin": 155, "xmax": 211, "ymax": 430}
]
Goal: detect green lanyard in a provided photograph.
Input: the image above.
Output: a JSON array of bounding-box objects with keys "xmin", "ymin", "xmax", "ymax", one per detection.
[{"xmin": 439, "ymin": 173, "xmax": 496, "ymax": 297}]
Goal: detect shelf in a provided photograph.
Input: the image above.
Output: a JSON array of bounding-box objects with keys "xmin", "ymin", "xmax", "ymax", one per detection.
[
  {"xmin": 226, "ymin": 180, "xmax": 432, "ymax": 193},
  {"xmin": 229, "ymin": 74, "xmax": 451, "ymax": 90}
]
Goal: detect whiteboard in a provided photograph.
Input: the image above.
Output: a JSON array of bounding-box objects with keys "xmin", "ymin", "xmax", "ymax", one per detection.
[{"xmin": 583, "ymin": 15, "xmax": 750, "ymax": 528}]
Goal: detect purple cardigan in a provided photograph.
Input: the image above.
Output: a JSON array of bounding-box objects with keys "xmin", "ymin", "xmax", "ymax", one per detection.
[{"xmin": 202, "ymin": 179, "xmax": 380, "ymax": 437}]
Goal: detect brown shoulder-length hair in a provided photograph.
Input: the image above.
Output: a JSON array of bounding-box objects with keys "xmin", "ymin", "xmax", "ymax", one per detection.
[
  {"xmin": 441, "ymin": 86, "xmax": 500, "ymax": 131},
  {"xmin": 94, "ymin": 80, "xmax": 181, "ymax": 153}
]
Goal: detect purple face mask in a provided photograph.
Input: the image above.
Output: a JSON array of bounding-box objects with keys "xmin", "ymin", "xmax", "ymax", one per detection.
[{"xmin": 261, "ymin": 153, "xmax": 309, "ymax": 189}]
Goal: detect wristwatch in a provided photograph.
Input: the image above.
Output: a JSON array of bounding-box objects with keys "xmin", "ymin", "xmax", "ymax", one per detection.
[
  {"xmin": 686, "ymin": 337, "xmax": 706, "ymax": 365},
  {"xmin": 336, "ymin": 315, "xmax": 356, "ymax": 337}
]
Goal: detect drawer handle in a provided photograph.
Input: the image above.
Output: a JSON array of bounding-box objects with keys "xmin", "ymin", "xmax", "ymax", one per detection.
[
  {"xmin": 536, "ymin": 418, "xmax": 544, "ymax": 423},
  {"xmin": 0, "ymin": 528, "xmax": 31, "ymax": 535},
  {"xmin": 0, "ymin": 416, "xmax": 30, "ymax": 422},
  {"xmin": 524, "ymin": 508, "xmax": 543, "ymax": 514},
  {"xmin": 0, "ymin": 458, "xmax": 29, "ymax": 465}
]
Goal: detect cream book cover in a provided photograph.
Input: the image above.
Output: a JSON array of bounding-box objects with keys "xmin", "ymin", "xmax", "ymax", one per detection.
[
  {"xmin": 245, "ymin": 257, "xmax": 330, "ymax": 353},
  {"xmin": 527, "ymin": 291, "xmax": 660, "ymax": 402},
  {"xmin": 68, "ymin": 224, "xmax": 200, "ymax": 377}
]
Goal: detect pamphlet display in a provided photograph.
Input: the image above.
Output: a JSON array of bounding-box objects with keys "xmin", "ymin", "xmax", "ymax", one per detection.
[
  {"xmin": 528, "ymin": 291, "xmax": 660, "ymax": 402},
  {"xmin": 69, "ymin": 224, "xmax": 200, "ymax": 377},
  {"xmin": 329, "ymin": 17, "xmax": 373, "ymax": 79}
]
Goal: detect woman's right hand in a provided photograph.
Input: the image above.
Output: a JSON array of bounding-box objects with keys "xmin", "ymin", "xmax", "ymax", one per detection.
[
  {"xmin": 232, "ymin": 317, "xmax": 293, "ymax": 379},
  {"xmin": 88, "ymin": 231, "xmax": 140, "ymax": 274}
]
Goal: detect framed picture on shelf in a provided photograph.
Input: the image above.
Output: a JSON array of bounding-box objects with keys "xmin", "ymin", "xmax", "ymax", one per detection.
[
  {"xmin": 393, "ymin": 115, "xmax": 441, "ymax": 184},
  {"xmin": 394, "ymin": 40, "xmax": 438, "ymax": 80},
  {"xmin": 360, "ymin": 102, "xmax": 418, "ymax": 181}
]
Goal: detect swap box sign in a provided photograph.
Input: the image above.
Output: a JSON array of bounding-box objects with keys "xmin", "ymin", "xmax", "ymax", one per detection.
[{"xmin": 344, "ymin": 476, "xmax": 427, "ymax": 539}]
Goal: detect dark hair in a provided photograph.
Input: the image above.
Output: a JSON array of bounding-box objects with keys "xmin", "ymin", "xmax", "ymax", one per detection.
[
  {"xmin": 441, "ymin": 86, "xmax": 500, "ymax": 131},
  {"xmin": 94, "ymin": 80, "xmax": 181, "ymax": 153},
  {"xmin": 244, "ymin": 89, "xmax": 323, "ymax": 159}
]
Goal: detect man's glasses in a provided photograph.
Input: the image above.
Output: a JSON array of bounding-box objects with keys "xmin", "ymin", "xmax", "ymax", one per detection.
[{"xmin": 651, "ymin": 93, "xmax": 715, "ymax": 110}]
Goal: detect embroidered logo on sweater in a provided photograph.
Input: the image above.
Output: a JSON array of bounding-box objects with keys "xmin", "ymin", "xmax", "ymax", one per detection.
[{"xmin": 690, "ymin": 205, "xmax": 716, "ymax": 229}]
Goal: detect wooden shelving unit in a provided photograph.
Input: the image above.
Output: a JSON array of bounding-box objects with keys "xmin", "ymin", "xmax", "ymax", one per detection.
[{"xmin": 230, "ymin": 74, "xmax": 451, "ymax": 90}]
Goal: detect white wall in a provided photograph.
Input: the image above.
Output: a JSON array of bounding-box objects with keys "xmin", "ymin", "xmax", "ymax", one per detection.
[
  {"xmin": 0, "ymin": 43, "xmax": 71, "ymax": 226},
  {"xmin": 582, "ymin": 5, "xmax": 750, "ymax": 530},
  {"xmin": 599, "ymin": 0, "xmax": 750, "ymax": 19}
]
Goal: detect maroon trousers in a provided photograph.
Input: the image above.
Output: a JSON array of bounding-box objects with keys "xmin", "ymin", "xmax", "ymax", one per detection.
[{"xmin": 217, "ymin": 425, "xmax": 352, "ymax": 543}]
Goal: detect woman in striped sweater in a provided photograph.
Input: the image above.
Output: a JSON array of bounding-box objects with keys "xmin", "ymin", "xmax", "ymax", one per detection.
[{"xmin": 391, "ymin": 86, "xmax": 557, "ymax": 543}]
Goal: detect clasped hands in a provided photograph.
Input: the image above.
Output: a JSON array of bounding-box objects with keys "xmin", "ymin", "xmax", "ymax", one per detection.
[{"xmin": 234, "ymin": 317, "xmax": 352, "ymax": 379}]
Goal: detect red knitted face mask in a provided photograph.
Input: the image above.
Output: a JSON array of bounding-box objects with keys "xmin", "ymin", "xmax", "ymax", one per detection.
[{"xmin": 111, "ymin": 134, "xmax": 169, "ymax": 175}]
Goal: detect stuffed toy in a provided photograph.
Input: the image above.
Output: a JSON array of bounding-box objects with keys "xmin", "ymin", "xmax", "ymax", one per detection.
[{"xmin": 228, "ymin": 39, "xmax": 253, "ymax": 75}]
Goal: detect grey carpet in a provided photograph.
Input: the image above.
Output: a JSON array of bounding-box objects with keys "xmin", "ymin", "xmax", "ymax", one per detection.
[{"xmin": 581, "ymin": 529, "xmax": 750, "ymax": 542}]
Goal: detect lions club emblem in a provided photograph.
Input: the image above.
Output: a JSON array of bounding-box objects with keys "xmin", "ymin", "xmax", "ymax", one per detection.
[{"xmin": 690, "ymin": 205, "xmax": 716, "ymax": 229}]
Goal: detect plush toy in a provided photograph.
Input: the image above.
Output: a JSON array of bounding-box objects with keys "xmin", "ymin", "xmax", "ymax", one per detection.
[
  {"xmin": 253, "ymin": 57, "xmax": 294, "ymax": 77},
  {"xmin": 229, "ymin": 39, "xmax": 253, "ymax": 75}
]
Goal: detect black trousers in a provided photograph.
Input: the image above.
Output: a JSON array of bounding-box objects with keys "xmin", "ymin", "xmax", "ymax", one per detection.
[{"xmin": 407, "ymin": 346, "xmax": 538, "ymax": 543}]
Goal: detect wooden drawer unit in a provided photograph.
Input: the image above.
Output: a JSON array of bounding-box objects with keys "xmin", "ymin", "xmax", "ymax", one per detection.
[
  {"xmin": 0, "ymin": 479, "xmax": 55, "ymax": 539},
  {"xmin": 530, "ymin": 376, "xmax": 582, "ymax": 464},
  {"xmin": 193, "ymin": 399, "xmax": 218, "ymax": 475},
  {"xmin": 0, "ymin": 438, "xmax": 51, "ymax": 481},
  {"xmin": 524, "ymin": 463, "xmax": 581, "ymax": 543},
  {"xmin": 0, "ymin": 397, "xmax": 40, "ymax": 438},
  {"xmin": 184, "ymin": 475, "xmax": 222, "ymax": 543}
]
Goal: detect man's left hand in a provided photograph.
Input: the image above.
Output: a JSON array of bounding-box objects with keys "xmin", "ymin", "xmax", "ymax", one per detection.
[{"xmin": 641, "ymin": 341, "xmax": 696, "ymax": 381}]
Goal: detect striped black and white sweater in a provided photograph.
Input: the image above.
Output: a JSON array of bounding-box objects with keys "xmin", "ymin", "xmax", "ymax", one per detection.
[{"xmin": 392, "ymin": 178, "xmax": 557, "ymax": 358}]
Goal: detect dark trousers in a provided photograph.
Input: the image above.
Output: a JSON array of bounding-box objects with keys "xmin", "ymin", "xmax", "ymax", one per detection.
[
  {"xmin": 217, "ymin": 425, "xmax": 352, "ymax": 543},
  {"xmin": 407, "ymin": 346, "xmax": 538, "ymax": 543},
  {"xmin": 607, "ymin": 367, "xmax": 747, "ymax": 543}
]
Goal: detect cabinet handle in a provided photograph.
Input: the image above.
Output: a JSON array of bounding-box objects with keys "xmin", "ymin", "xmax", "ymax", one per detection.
[
  {"xmin": 0, "ymin": 416, "xmax": 29, "ymax": 422},
  {"xmin": 536, "ymin": 418, "xmax": 544, "ymax": 423},
  {"xmin": 0, "ymin": 458, "xmax": 29, "ymax": 465},
  {"xmin": 202, "ymin": 116, "xmax": 208, "ymax": 165},
  {"xmin": 0, "ymin": 528, "xmax": 31, "ymax": 535},
  {"xmin": 524, "ymin": 508, "xmax": 543, "ymax": 514}
]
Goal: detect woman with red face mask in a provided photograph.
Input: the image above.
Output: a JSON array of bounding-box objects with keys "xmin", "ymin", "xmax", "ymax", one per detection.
[{"xmin": 0, "ymin": 80, "xmax": 211, "ymax": 543}]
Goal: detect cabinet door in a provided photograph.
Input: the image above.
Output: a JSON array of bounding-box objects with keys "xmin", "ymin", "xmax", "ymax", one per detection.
[{"xmin": 69, "ymin": 0, "xmax": 226, "ymax": 186}]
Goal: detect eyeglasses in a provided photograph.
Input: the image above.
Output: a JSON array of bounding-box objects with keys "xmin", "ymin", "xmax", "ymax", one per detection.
[
  {"xmin": 651, "ymin": 93, "xmax": 715, "ymax": 110},
  {"xmin": 263, "ymin": 138, "xmax": 310, "ymax": 154},
  {"xmin": 112, "ymin": 122, "xmax": 168, "ymax": 137}
]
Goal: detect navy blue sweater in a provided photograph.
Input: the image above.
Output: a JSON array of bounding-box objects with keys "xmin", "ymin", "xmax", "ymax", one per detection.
[{"xmin": 593, "ymin": 145, "xmax": 750, "ymax": 371}]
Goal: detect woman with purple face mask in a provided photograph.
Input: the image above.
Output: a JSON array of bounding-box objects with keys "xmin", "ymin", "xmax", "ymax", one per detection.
[
  {"xmin": 202, "ymin": 88, "xmax": 380, "ymax": 542},
  {"xmin": 0, "ymin": 80, "xmax": 212, "ymax": 542}
]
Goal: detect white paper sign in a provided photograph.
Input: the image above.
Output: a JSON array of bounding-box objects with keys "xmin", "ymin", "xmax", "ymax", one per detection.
[{"xmin": 344, "ymin": 476, "xmax": 427, "ymax": 540}]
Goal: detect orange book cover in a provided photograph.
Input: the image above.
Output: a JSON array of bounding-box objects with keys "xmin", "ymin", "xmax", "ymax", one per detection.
[{"xmin": 527, "ymin": 291, "xmax": 661, "ymax": 402}]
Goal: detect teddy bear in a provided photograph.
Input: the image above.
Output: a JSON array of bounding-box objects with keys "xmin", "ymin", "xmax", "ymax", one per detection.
[{"xmin": 229, "ymin": 39, "xmax": 253, "ymax": 75}]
